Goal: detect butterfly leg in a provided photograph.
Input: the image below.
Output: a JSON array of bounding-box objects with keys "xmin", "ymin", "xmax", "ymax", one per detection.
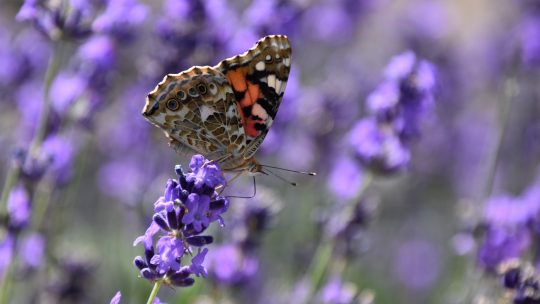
[{"xmin": 216, "ymin": 171, "xmax": 244, "ymax": 195}]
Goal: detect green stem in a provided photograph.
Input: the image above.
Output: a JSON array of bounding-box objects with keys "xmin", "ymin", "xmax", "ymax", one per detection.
[
  {"xmin": 0, "ymin": 166, "xmax": 20, "ymax": 214},
  {"xmin": 29, "ymin": 42, "xmax": 63, "ymax": 156},
  {"xmin": 0, "ymin": 41, "xmax": 63, "ymax": 304},
  {"xmin": 0, "ymin": 262, "xmax": 14, "ymax": 304},
  {"xmin": 146, "ymin": 281, "xmax": 162, "ymax": 304},
  {"xmin": 483, "ymin": 77, "xmax": 517, "ymax": 198},
  {"xmin": 303, "ymin": 172, "xmax": 373, "ymax": 303}
]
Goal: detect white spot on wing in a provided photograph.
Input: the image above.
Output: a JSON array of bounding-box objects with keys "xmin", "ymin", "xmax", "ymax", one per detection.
[
  {"xmin": 200, "ymin": 105, "xmax": 214, "ymax": 121},
  {"xmin": 275, "ymin": 79, "xmax": 283, "ymax": 94},
  {"xmin": 252, "ymin": 103, "xmax": 268, "ymax": 120},
  {"xmin": 284, "ymin": 58, "xmax": 290, "ymax": 67},
  {"xmin": 255, "ymin": 61, "xmax": 265, "ymax": 71},
  {"xmin": 267, "ymin": 74, "xmax": 276, "ymax": 89}
]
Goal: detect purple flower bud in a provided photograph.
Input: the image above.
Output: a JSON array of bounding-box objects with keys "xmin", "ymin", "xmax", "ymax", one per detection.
[
  {"xmin": 153, "ymin": 213, "xmax": 171, "ymax": 232},
  {"xmin": 172, "ymin": 277, "xmax": 195, "ymax": 287},
  {"xmin": 168, "ymin": 266, "xmax": 191, "ymax": 281},
  {"xmin": 0, "ymin": 234, "xmax": 14, "ymax": 278},
  {"xmin": 20, "ymin": 233, "xmax": 45, "ymax": 269},
  {"xmin": 133, "ymin": 256, "xmax": 147, "ymax": 270},
  {"xmin": 167, "ymin": 209, "xmax": 179, "ymax": 230},
  {"xmin": 140, "ymin": 268, "xmax": 158, "ymax": 281},
  {"xmin": 503, "ymin": 267, "xmax": 522, "ymax": 289},
  {"xmin": 186, "ymin": 236, "xmax": 213, "ymax": 247},
  {"xmin": 92, "ymin": 0, "xmax": 148, "ymax": 41},
  {"xmin": 7, "ymin": 185, "xmax": 31, "ymax": 230},
  {"xmin": 17, "ymin": 0, "xmax": 93, "ymax": 40},
  {"xmin": 110, "ymin": 291, "xmax": 121, "ymax": 304}
]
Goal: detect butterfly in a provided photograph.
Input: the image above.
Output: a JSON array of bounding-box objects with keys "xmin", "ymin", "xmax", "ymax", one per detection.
[{"xmin": 142, "ymin": 35, "xmax": 292, "ymax": 175}]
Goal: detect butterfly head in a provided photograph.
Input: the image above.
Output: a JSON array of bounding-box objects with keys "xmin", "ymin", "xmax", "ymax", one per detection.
[{"xmin": 245, "ymin": 158, "xmax": 265, "ymax": 175}]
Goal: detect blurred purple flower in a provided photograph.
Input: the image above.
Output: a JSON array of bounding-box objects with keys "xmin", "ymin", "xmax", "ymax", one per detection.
[
  {"xmin": 98, "ymin": 159, "xmax": 147, "ymax": 206},
  {"xmin": 348, "ymin": 118, "xmax": 410, "ymax": 173},
  {"xmin": 520, "ymin": 13, "xmax": 540, "ymax": 67},
  {"xmin": 42, "ymin": 135, "xmax": 76, "ymax": 185},
  {"xmin": 484, "ymin": 195, "xmax": 536, "ymax": 227},
  {"xmin": 349, "ymin": 51, "xmax": 437, "ymax": 173},
  {"xmin": 21, "ymin": 233, "xmax": 45, "ymax": 269},
  {"xmin": 327, "ymin": 156, "xmax": 363, "ymax": 200},
  {"xmin": 206, "ymin": 244, "xmax": 258, "ymax": 285},
  {"xmin": 7, "ymin": 185, "xmax": 31, "ymax": 230},
  {"xmin": 14, "ymin": 80, "xmax": 64, "ymax": 143},
  {"xmin": 478, "ymin": 226, "xmax": 530, "ymax": 271},
  {"xmin": 320, "ymin": 277, "xmax": 357, "ymax": 304},
  {"xmin": 154, "ymin": 0, "xmax": 232, "ymax": 71},
  {"xmin": 92, "ymin": 0, "xmax": 148, "ymax": 42},
  {"xmin": 110, "ymin": 291, "xmax": 161, "ymax": 304},
  {"xmin": 301, "ymin": 2, "xmax": 353, "ymax": 43},
  {"xmin": 51, "ymin": 72, "xmax": 87, "ymax": 115},
  {"xmin": 244, "ymin": 0, "xmax": 300, "ymax": 37},
  {"xmin": 394, "ymin": 239, "xmax": 441, "ymax": 290},
  {"xmin": 0, "ymin": 42, "xmax": 31, "ymax": 90},
  {"xmin": 110, "ymin": 291, "xmax": 121, "ymax": 304},
  {"xmin": 46, "ymin": 259, "xmax": 96, "ymax": 303},
  {"xmin": 384, "ymin": 51, "xmax": 417, "ymax": 81},
  {"xmin": 17, "ymin": 0, "xmax": 93, "ymax": 40},
  {"xmin": 0, "ymin": 234, "xmax": 14, "ymax": 277},
  {"xmin": 76, "ymin": 35, "xmax": 116, "ymax": 85},
  {"xmin": 402, "ymin": 1, "xmax": 449, "ymax": 43}
]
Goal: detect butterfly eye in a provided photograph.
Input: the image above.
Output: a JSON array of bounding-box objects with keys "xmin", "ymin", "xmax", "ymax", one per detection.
[
  {"xmin": 197, "ymin": 84, "xmax": 207, "ymax": 95},
  {"xmin": 188, "ymin": 87, "xmax": 198, "ymax": 97},
  {"xmin": 166, "ymin": 99, "xmax": 180, "ymax": 111},
  {"xmin": 265, "ymin": 54, "xmax": 273, "ymax": 63},
  {"xmin": 176, "ymin": 90, "xmax": 186, "ymax": 100}
]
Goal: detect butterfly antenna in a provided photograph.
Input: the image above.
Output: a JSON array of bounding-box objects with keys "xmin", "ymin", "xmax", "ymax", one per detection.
[
  {"xmin": 263, "ymin": 168, "xmax": 298, "ymax": 187},
  {"xmin": 260, "ymin": 164, "xmax": 317, "ymax": 176},
  {"xmin": 226, "ymin": 176, "xmax": 257, "ymax": 199}
]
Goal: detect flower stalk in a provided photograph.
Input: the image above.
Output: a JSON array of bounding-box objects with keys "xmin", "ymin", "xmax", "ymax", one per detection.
[{"xmin": 146, "ymin": 281, "xmax": 162, "ymax": 304}]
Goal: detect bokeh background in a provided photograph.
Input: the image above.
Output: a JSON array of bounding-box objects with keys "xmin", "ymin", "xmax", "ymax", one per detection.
[{"xmin": 1, "ymin": 0, "xmax": 540, "ymax": 303}]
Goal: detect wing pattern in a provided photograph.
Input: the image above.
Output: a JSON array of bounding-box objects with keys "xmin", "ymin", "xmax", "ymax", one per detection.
[{"xmin": 142, "ymin": 35, "xmax": 291, "ymax": 171}]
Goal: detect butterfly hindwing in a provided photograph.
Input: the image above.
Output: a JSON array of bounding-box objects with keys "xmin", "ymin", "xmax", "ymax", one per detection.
[
  {"xmin": 143, "ymin": 66, "xmax": 248, "ymax": 161},
  {"xmin": 215, "ymin": 35, "xmax": 291, "ymax": 158}
]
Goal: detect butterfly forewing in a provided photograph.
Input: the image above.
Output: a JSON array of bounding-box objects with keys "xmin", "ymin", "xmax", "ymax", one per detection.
[{"xmin": 215, "ymin": 35, "xmax": 291, "ymax": 158}]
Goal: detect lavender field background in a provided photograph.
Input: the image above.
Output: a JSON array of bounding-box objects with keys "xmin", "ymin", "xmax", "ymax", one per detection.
[{"xmin": 1, "ymin": 0, "xmax": 540, "ymax": 303}]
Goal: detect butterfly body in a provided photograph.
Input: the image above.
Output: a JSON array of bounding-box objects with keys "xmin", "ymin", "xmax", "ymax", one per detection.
[{"xmin": 143, "ymin": 35, "xmax": 291, "ymax": 174}]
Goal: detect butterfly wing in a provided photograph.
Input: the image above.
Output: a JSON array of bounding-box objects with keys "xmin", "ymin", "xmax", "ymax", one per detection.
[
  {"xmin": 143, "ymin": 66, "xmax": 248, "ymax": 162},
  {"xmin": 215, "ymin": 35, "xmax": 292, "ymax": 158}
]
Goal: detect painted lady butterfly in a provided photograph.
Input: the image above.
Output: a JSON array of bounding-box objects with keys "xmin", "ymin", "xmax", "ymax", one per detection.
[{"xmin": 142, "ymin": 35, "xmax": 291, "ymax": 175}]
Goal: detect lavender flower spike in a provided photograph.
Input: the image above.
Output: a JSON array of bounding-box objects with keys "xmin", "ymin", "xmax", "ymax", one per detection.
[{"xmin": 133, "ymin": 155, "xmax": 228, "ymax": 288}]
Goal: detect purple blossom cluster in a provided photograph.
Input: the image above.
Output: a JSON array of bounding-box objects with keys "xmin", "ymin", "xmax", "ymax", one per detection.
[
  {"xmin": 206, "ymin": 190, "xmax": 279, "ymax": 287},
  {"xmin": 132, "ymin": 155, "xmax": 229, "ymax": 287},
  {"xmin": 477, "ymin": 177, "xmax": 540, "ymax": 270},
  {"xmin": 349, "ymin": 51, "xmax": 437, "ymax": 174}
]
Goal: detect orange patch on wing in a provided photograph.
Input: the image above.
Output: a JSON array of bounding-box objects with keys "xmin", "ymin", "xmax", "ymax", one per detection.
[
  {"xmin": 246, "ymin": 82, "xmax": 259, "ymax": 106},
  {"xmin": 244, "ymin": 120, "xmax": 259, "ymax": 138},
  {"xmin": 226, "ymin": 69, "xmax": 247, "ymax": 92}
]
